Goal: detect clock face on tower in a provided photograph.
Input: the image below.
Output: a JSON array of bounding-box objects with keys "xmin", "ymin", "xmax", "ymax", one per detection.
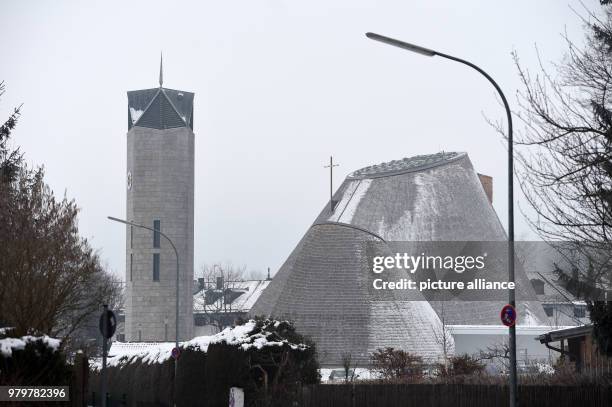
[{"xmin": 127, "ymin": 171, "xmax": 132, "ymax": 190}]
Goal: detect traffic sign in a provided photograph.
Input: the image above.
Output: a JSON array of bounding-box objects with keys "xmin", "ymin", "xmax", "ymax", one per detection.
[
  {"xmin": 99, "ymin": 309, "xmax": 117, "ymax": 339},
  {"xmin": 171, "ymin": 347, "xmax": 181, "ymax": 360},
  {"xmin": 500, "ymin": 304, "xmax": 517, "ymax": 327}
]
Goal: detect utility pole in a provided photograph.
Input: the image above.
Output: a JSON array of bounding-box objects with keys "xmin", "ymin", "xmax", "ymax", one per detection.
[
  {"xmin": 100, "ymin": 304, "xmax": 108, "ymax": 407},
  {"xmin": 324, "ymin": 156, "xmax": 339, "ymax": 213}
]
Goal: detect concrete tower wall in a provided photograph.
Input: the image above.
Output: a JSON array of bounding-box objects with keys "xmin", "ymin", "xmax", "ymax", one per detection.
[{"xmin": 125, "ymin": 126, "xmax": 194, "ymax": 342}]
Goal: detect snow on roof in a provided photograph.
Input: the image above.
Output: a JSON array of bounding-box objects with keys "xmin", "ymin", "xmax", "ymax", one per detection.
[
  {"xmin": 129, "ymin": 107, "xmax": 144, "ymax": 125},
  {"xmin": 97, "ymin": 320, "xmax": 306, "ymax": 370},
  {"xmin": 538, "ymin": 324, "xmax": 593, "ymax": 343},
  {"xmin": 193, "ymin": 280, "xmax": 271, "ymax": 313},
  {"xmin": 328, "ymin": 179, "xmax": 372, "ymax": 223},
  {"xmin": 547, "ymin": 324, "xmax": 592, "ymax": 335},
  {"xmin": 522, "ymin": 303, "xmax": 542, "ymax": 327},
  {"xmin": 105, "ymin": 341, "xmax": 174, "ymax": 366},
  {"xmin": 0, "ymin": 335, "xmax": 61, "ymax": 357}
]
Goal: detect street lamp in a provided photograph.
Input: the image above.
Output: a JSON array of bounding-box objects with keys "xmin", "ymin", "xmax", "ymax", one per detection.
[
  {"xmin": 107, "ymin": 216, "xmax": 181, "ymax": 405},
  {"xmin": 365, "ymin": 32, "xmax": 517, "ymax": 407}
]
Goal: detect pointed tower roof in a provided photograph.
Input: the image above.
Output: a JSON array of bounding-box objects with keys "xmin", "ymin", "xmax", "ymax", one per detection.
[{"xmin": 127, "ymin": 58, "xmax": 194, "ymax": 130}]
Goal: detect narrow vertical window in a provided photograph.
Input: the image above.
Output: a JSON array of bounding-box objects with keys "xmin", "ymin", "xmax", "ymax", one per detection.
[
  {"xmin": 153, "ymin": 220, "xmax": 161, "ymax": 248},
  {"xmin": 130, "ymin": 225, "xmax": 133, "ymax": 249},
  {"xmin": 130, "ymin": 253, "xmax": 133, "ymax": 281},
  {"xmin": 153, "ymin": 253, "xmax": 160, "ymax": 281}
]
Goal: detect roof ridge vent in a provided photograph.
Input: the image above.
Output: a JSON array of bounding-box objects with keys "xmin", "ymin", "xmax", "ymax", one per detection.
[{"xmin": 348, "ymin": 151, "xmax": 465, "ymax": 179}]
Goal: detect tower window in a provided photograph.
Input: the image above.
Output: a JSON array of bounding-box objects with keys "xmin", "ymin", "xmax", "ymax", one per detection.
[
  {"xmin": 153, "ymin": 253, "xmax": 160, "ymax": 281},
  {"xmin": 130, "ymin": 253, "xmax": 133, "ymax": 281},
  {"xmin": 130, "ymin": 225, "xmax": 133, "ymax": 249},
  {"xmin": 153, "ymin": 220, "xmax": 161, "ymax": 248}
]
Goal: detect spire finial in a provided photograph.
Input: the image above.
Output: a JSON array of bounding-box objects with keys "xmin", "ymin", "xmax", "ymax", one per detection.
[{"xmin": 159, "ymin": 52, "xmax": 163, "ymax": 87}]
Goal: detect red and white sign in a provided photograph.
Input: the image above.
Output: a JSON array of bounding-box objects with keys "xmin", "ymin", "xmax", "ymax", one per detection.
[{"xmin": 500, "ymin": 304, "xmax": 517, "ymax": 327}]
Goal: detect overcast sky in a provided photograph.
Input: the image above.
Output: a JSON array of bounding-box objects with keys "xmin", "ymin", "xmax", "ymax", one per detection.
[{"xmin": 1, "ymin": 0, "xmax": 600, "ymax": 280}]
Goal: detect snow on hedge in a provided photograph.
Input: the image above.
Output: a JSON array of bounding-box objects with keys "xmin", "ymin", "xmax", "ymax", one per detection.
[
  {"xmin": 0, "ymin": 335, "xmax": 61, "ymax": 357},
  {"xmin": 97, "ymin": 319, "xmax": 307, "ymax": 370}
]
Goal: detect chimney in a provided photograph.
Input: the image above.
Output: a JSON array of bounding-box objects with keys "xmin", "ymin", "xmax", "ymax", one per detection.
[{"xmin": 477, "ymin": 173, "xmax": 493, "ymax": 204}]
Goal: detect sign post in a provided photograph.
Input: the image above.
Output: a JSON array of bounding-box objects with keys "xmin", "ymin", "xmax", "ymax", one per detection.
[{"xmin": 99, "ymin": 305, "xmax": 117, "ymax": 407}]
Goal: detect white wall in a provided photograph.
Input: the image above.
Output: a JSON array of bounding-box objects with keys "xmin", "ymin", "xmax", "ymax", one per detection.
[{"xmin": 450, "ymin": 325, "xmax": 566, "ymax": 372}]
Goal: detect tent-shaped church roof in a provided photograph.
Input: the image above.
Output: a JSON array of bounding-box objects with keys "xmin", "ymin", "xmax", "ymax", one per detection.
[{"xmin": 251, "ymin": 152, "xmax": 547, "ymax": 366}]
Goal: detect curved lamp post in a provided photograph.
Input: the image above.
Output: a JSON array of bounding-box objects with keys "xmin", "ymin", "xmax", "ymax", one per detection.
[
  {"xmin": 107, "ymin": 216, "xmax": 180, "ymax": 406},
  {"xmin": 365, "ymin": 32, "xmax": 517, "ymax": 407}
]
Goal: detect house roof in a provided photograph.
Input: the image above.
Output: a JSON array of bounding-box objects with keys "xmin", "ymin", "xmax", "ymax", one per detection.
[
  {"xmin": 193, "ymin": 280, "xmax": 271, "ymax": 314},
  {"xmin": 537, "ymin": 325, "xmax": 593, "ymax": 343}
]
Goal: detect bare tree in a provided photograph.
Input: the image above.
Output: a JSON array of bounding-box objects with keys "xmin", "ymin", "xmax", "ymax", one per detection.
[
  {"xmin": 512, "ymin": 2, "xmax": 612, "ymax": 354},
  {"xmin": 511, "ymin": 5, "xmax": 612, "ymax": 259},
  {"xmin": 370, "ymin": 347, "xmax": 423, "ymax": 381},
  {"xmin": 244, "ymin": 268, "xmax": 268, "ymax": 281},
  {"xmin": 0, "ymin": 82, "xmax": 121, "ymax": 348},
  {"xmin": 196, "ymin": 263, "xmax": 247, "ymax": 332},
  {"xmin": 433, "ymin": 302, "xmax": 453, "ymax": 367},
  {"xmin": 64, "ymin": 273, "xmax": 124, "ymax": 355},
  {"xmin": 478, "ymin": 341, "xmax": 510, "ymax": 372},
  {"xmin": 0, "ymin": 172, "xmax": 123, "ymax": 341}
]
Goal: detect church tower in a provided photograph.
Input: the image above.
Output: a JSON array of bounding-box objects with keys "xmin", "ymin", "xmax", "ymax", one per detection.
[{"xmin": 124, "ymin": 58, "xmax": 194, "ymax": 342}]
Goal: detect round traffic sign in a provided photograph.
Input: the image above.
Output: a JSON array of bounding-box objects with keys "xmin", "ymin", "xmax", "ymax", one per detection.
[
  {"xmin": 171, "ymin": 347, "xmax": 181, "ymax": 360},
  {"xmin": 500, "ymin": 304, "xmax": 517, "ymax": 327},
  {"xmin": 99, "ymin": 309, "xmax": 117, "ymax": 339}
]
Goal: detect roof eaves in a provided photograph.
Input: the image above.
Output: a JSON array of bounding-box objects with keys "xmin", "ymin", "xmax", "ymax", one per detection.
[{"xmin": 537, "ymin": 324, "xmax": 593, "ymax": 343}]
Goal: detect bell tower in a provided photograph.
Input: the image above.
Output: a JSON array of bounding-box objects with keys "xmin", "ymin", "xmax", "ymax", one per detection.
[{"xmin": 124, "ymin": 58, "xmax": 194, "ymax": 342}]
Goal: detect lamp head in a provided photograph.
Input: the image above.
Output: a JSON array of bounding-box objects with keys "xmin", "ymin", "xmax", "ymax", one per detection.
[
  {"xmin": 365, "ymin": 32, "xmax": 436, "ymax": 57},
  {"xmin": 107, "ymin": 216, "xmax": 130, "ymax": 226}
]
